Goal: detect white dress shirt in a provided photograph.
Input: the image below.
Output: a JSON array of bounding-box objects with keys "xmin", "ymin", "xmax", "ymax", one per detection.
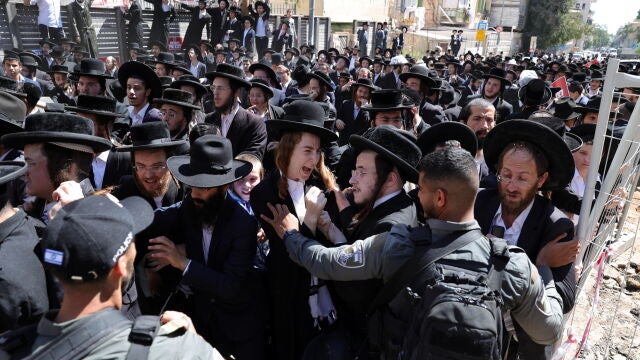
[
  {"xmin": 287, "ymin": 178, "xmax": 306, "ymax": 222},
  {"xmin": 490, "ymin": 200, "xmax": 535, "ymax": 246},
  {"xmin": 32, "ymin": 0, "xmax": 62, "ymax": 27},
  {"xmin": 91, "ymin": 150, "xmax": 110, "ymax": 190},
  {"xmin": 128, "ymin": 103, "xmax": 150, "ymax": 126},
  {"xmin": 256, "ymin": 17, "xmax": 266, "ymax": 37},
  {"xmin": 220, "ymin": 103, "xmax": 241, "ymax": 137},
  {"xmin": 201, "ymin": 225, "xmax": 213, "ymax": 265}
]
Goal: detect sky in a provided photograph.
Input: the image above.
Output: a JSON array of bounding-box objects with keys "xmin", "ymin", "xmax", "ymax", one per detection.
[{"xmin": 590, "ymin": 0, "xmax": 640, "ymax": 34}]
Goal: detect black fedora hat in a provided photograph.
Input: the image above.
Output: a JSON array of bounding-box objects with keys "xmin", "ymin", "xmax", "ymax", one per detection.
[
  {"xmin": 73, "ymin": 45, "xmax": 90, "ymax": 55},
  {"xmin": 417, "ymin": 120, "xmax": 477, "ymax": 157},
  {"xmin": 19, "ymin": 52, "xmax": 40, "ymax": 68},
  {"xmin": 0, "ymin": 161, "xmax": 27, "ymax": 186},
  {"xmin": 569, "ymin": 123, "xmax": 596, "ymax": 143},
  {"xmin": 266, "ymin": 100, "xmax": 338, "ymax": 143},
  {"xmin": 39, "ymin": 39, "xmax": 56, "ymax": 48},
  {"xmin": 118, "ymin": 60, "xmax": 162, "ymax": 101},
  {"xmin": 571, "ymin": 72, "xmax": 587, "ymax": 83},
  {"xmin": 483, "ymin": 119, "xmax": 575, "ymax": 190},
  {"xmin": 361, "ymin": 89, "xmax": 412, "ymax": 112},
  {"xmin": 588, "ymin": 70, "xmax": 604, "ymax": 81},
  {"xmin": 335, "ymin": 54, "xmax": 349, "ymax": 65},
  {"xmin": 249, "ymin": 78, "xmax": 274, "ymax": 98},
  {"xmin": 148, "ymin": 40, "xmax": 167, "ymax": 51},
  {"xmin": 285, "ymin": 47, "xmax": 300, "ymax": 57},
  {"xmin": 167, "ymin": 135, "xmax": 252, "ymax": 188},
  {"xmin": 575, "ymin": 96, "xmax": 601, "ymax": 114},
  {"xmin": 306, "ymin": 70, "xmax": 333, "ymax": 90},
  {"xmin": 158, "ymin": 75, "xmax": 173, "ymax": 88},
  {"xmin": 399, "ymin": 65, "xmax": 438, "ymax": 88},
  {"xmin": 170, "ymin": 74, "xmax": 208, "ymax": 100},
  {"xmin": 351, "ymin": 78, "xmax": 378, "ymax": 92},
  {"xmin": 116, "ymin": 121, "xmax": 187, "ymax": 152},
  {"xmin": 128, "ymin": 43, "xmax": 145, "ymax": 53},
  {"xmin": 153, "ymin": 88, "xmax": 200, "ymax": 109},
  {"xmin": 49, "ymin": 46, "xmax": 68, "ymax": 59},
  {"xmin": 46, "ymin": 64, "xmax": 69, "ymax": 76},
  {"xmin": 528, "ymin": 115, "xmax": 582, "ymax": 152},
  {"xmin": 483, "ymin": 67, "xmax": 510, "ymax": 85},
  {"xmin": 350, "ymin": 125, "xmax": 422, "ymax": 183},
  {"xmin": 249, "ymin": 62, "xmax": 282, "ymax": 89},
  {"xmin": 148, "ymin": 52, "xmax": 176, "ymax": 66},
  {"xmin": 66, "ymin": 95, "xmax": 126, "ymax": 119},
  {"xmin": 0, "ymin": 76, "xmax": 27, "ymax": 99},
  {"xmin": 2, "ymin": 113, "xmax": 112, "ymax": 153},
  {"xmin": 72, "ymin": 58, "xmax": 113, "ymax": 79},
  {"xmin": 518, "ymin": 79, "xmax": 552, "ymax": 106},
  {"xmin": 0, "ymin": 91, "xmax": 26, "ymax": 135},
  {"xmin": 551, "ymin": 97, "xmax": 580, "ymax": 120},
  {"xmin": 205, "ymin": 63, "xmax": 251, "ymax": 89}
]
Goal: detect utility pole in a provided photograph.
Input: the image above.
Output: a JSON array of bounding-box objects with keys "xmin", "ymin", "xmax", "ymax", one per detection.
[{"xmin": 309, "ymin": 0, "xmax": 315, "ymax": 45}]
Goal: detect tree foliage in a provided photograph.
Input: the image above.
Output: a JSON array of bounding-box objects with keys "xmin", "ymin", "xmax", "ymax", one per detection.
[
  {"xmin": 584, "ymin": 25, "xmax": 611, "ymax": 49},
  {"xmin": 522, "ymin": 0, "xmax": 593, "ymax": 50}
]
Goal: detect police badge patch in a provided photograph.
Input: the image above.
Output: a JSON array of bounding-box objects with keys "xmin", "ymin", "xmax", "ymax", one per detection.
[{"xmin": 337, "ymin": 241, "xmax": 365, "ymax": 268}]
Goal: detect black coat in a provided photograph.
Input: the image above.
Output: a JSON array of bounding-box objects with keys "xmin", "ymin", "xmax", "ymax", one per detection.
[
  {"xmin": 124, "ymin": 2, "xmax": 144, "ymax": 47},
  {"xmin": 204, "ymin": 107, "xmax": 267, "ymax": 160},
  {"xmin": 147, "ymin": 0, "xmax": 176, "ymax": 46},
  {"xmin": 419, "ymin": 98, "xmax": 447, "ymax": 126},
  {"xmin": 250, "ymin": 170, "xmax": 340, "ymax": 360},
  {"xmin": 464, "ymin": 94, "xmax": 514, "ymax": 123},
  {"xmin": 67, "ymin": 0, "xmax": 98, "ymax": 58},
  {"xmin": 145, "ymin": 195, "xmax": 265, "ymax": 357},
  {"xmin": 0, "ymin": 209, "xmax": 49, "ymax": 332},
  {"xmin": 111, "ymin": 174, "xmax": 183, "ymax": 209},
  {"xmin": 209, "ymin": 7, "xmax": 228, "ymax": 46},
  {"xmin": 89, "ymin": 150, "xmax": 132, "ymax": 190},
  {"xmin": 241, "ymin": 28, "xmax": 256, "ymax": 58},
  {"xmin": 336, "ymin": 100, "xmax": 370, "ymax": 146},
  {"xmin": 224, "ymin": 18, "xmax": 243, "ymax": 43},
  {"xmin": 475, "ymin": 189, "xmax": 577, "ymax": 359},
  {"xmin": 181, "ymin": 3, "xmax": 211, "ymax": 47}
]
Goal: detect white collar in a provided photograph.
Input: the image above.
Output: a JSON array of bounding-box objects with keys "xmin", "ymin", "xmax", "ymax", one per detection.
[
  {"xmin": 96, "ymin": 150, "xmax": 110, "ymax": 162},
  {"xmin": 222, "ymin": 102, "xmax": 240, "ymax": 119},
  {"xmin": 373, "ymin": 190, "xmax": 401, "ymax": 209},
  {"xmin": 286, "ymin": 177, "xmax": 305, "ymax": 194}
]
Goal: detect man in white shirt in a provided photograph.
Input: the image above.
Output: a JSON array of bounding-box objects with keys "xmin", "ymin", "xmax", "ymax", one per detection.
[
  {"xmin": 24, "ymin": 0, "xmax": 64, "ymax": 42},
  {"xmin": 474, "ymin": 119, "xmax": 579, "ymax": 358}
]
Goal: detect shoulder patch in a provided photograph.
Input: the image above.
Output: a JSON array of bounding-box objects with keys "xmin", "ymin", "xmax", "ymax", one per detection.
[{"xmin": 337, "ymin": 241, "xmax": 365, "ymax": 268}]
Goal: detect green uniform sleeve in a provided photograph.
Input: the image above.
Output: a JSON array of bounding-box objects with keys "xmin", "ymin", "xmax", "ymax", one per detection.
[{"xmin": 504, "ymin": 252, "xmax": 564, "ymax": 345}]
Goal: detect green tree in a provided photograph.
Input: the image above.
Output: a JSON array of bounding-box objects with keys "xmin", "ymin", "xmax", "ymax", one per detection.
[
  {"xmin": 522, "ymin": 0, "xmax": 593, "ymax": 50},
  {"xmin": 584, "ymin": 25, "xmax": 610, "ymax": 49}
]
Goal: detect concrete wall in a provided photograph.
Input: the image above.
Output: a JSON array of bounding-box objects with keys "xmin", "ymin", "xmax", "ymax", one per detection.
[{"xmin": 322, "ymin": 0, "xmax": 389, "ymax": 23}]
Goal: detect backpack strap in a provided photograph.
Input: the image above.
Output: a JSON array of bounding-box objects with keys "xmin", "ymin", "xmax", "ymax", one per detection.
[
  {"xmin": 368, "ymin": 228, "xmax": 485, "ymax": 313},
  {"xmin": 23, "ymin": 309, "xmax": 131, "ymax": 360},
  {"xmin": 125, "ymin": 315, "xmax": 161, "ymax": 360},
  {"xmin": 486, "ymin": 237, "xmax": 511, "ymax": 293},
  {"xmin": 0, "ymin": 323, "xmax": 38, "ymax": 359}
]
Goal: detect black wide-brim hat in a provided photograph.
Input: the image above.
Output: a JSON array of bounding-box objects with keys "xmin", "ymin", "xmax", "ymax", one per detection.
[
  {"xmin": 118, "ymin": 61, "xmax": 162, "ymax": 100},
  {"xmin": 266, "ymin": 100, "xmax": 338, "ymax": 143},
  {"xmin": 117, "ymin": 122, "xmax": 187, "ymax": 152},
  {"xmin": 518, "ymin": 79, "xmax": 552, "ymax": 106},
  {"xmin": 0, "ymin": 161, "xmax": 27, "ymax": 186},
  {"xmin": 483, "ymin": 119, "xmax": 575, "ymax": 190},
  {"xmin": 417, "ymin": 121, "xmax": 477, "ymax": 156},
  {"xmin": 72, "ymin": 58, "xmax": 114, "ymax": 79},
  {"xmin": 250, "ymin": 78, "xmax": 274, "ymax": 98},
  {"xmin": 167, "ymin": 135, "xmax": 252, "ymax": 188},
  {"xmin": 248, "ymin": 62, "xmax": 282, "ymax": 90},
  {"xmin": 307, "ymin": 71, "xmax": 333, "ymax": 90},
  {"xmin": 351, "ymin": 78, "xmax": 378, "ymax": 92},
  {"xmin": 2, "ymin": 113, "xmax": 112, "ymax": 153},
  {"xmin": 483, "ymin": 67, "xmax": 511, "ymax": 85},
  {"xmin": 361, "ymin": 89, "xmax": 412, "ymax": 112},
  {"xmin": 399, "ymin": 65, "xmax": 438, "ymax": 88},
  {"xmin": 350, "ymin": 125, "xmax": 421, "ymax": 183},
  {"xmin": 153, "ymin": 88, "xmax": 200, "ymax": 110},
  {"xmin": 528, "ymin": 116, "xmax": 582, "ymax": 152},
  {"xmin": 205, "ymin": 63, "xmax": 251, "ymax": 89},
  {"xmin": 66, "ymin": 95, "xmax": 126, "ymax": 119},
  {"xmin": 570, "ymin": 123, "xmax": 596, "ymax": 142}
]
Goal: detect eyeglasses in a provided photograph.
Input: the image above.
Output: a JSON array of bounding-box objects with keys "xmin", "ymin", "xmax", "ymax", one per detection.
[
  {"xmin": 351, "ymin": 169, "xmax": 370, "ymax": 178},
  {"xmin": 133, "ymin": 164, "xmax": 167, "ymax": 174},
  {"xmin": 210, "ymin": 85, "xmax": 231, "ymax": 93},
  {"xmin": 496, "ymin": 172, "xmax": 540, "ymax": 187}
]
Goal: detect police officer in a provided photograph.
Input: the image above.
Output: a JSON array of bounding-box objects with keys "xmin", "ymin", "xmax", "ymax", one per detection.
[
  {"xmin": 0, "ymin": 194, "xmax": 222, "ymax": 359},
  {"xmin": 261, "ymin": 147, "xmax": 565, "ymax": 359}
]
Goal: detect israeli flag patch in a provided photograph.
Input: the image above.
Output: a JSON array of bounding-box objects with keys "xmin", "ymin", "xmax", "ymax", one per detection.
[{"xmin": 44, "ymin": 249, "xmax": 64, "ymax": 266}]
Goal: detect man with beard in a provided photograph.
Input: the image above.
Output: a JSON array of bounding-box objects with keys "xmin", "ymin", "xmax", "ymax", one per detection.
[
  {"xmin": 474, "ymin": 119, "xmax": 578, "ymax": 360},
  {"xmin": 0, "ymin": 194, "xmax": 221, "ymax": 359},
  {"xmin": 204, "ymin": 64, "xmax": 267, "ymax": 159},
  {"xmin": 463, "ymin": 67, "xmax": 513, "ymax": 122},
  {"xmin": 142, "ymin": 135, "xmax": 267, "ymax": 359},
  {"xmin": 153, "ymin": 88, "xmax": 200, "ymax": 141},
  {"xmin": 45, "ymin": 65, "xmax": 73, "ymax": 105},
  {"xmin": 66, "ymin": 94, "xmax": 132, "ymax": 189},
  {"xmin": 459, "ymin": 98, "xmax": 496, "ymax": 185},
  {"xmin": 335, "ymin": 78, "xmax": 376, "ymax": 146},
  {"xmin": 112, "ymin": 122, "xmax": 184, "ymax": 209}
]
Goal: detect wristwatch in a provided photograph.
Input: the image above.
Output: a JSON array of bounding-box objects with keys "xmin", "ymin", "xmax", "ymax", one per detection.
[{"xmin": 283, "ymin": 229, "xmax": 299, "ymax": 240}]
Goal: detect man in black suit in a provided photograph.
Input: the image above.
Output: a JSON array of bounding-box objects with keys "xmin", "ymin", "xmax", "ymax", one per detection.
[
  {"xmin": 335, "ymin": 78, "xmax": 376, "ymax": 146},
  {"xmin": 111, "ymin": 122, "xmax": 185, "ymax": 209},
  {"xmin": 204, "ymin": 64, "xmax": 267, "ymax": 160},
  {"xmin": 143, "ymin": 135, "xmax": 266, "ymax": 359},
  {"xmin": 474, "ymin": 120, "xmax": 579, "ymax": 359},
  {"xmin": 66, "ymin": 95, "xmax": 132, "ymax": 190},
  {"xmin": 240, "ymin": 16, "xmax": 256, "ymax": 61},
  {"xmin": 224, "ymin": 7, "xmax": 243, "ymax": 44},
  {"xmin": 378, "ymin": 56, "xmax": 405, "ymax": 90},
  {"xmin": 116, "ymin": 61, "xmax": 164, "ymax": 142},
  {"xmin": 209, "ymin": 0, "xmax": 229, "ymax": 46},
  {"xmin": 399, "ymin": 65, "xmax": 446, "ymax": 125},
  {"xmin": 461, "ymin": 67, "xmax": 513, "ymax": 123}
]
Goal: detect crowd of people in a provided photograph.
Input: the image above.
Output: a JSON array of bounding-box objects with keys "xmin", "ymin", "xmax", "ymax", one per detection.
[{"xmin": 0, "ymin": 0, "xmax": 639, "ymax": 359}]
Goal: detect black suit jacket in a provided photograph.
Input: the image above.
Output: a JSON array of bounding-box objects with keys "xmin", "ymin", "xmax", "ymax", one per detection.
[
  {"xmin": 241, "ymin": 28, "xmax": 256, "ymax": 57},
  {"xmin": 224, "ymin": 18, "xmax": 243, "ymax": 41},
  {"xmin": 419, "ymin": 98, "xmax": 447, "ymax": 126},
  {"xmin": 336, "ymin": 100, "xmax": 370, "ymax": 146},
  {"xmin": 90, "ymin": 150, "xmax": 131, "ymax": 190},
  {"xmin": 474, "ymin": 189, "xmax": 576, "ymax": 312},
  {"xmin": 146, "ymin": 195, "xmax": 263, "ymax": 346},
  {"xmin": 204, "ymin": 107, "xmax": 267, "ymax": 160},
  {"xmin": 209, "ymin": 8, "xmax": 228, "ymax": 45},
  {"xmin": 250, "ymin": 170, "xmax": 340, "ymax": 360}
]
